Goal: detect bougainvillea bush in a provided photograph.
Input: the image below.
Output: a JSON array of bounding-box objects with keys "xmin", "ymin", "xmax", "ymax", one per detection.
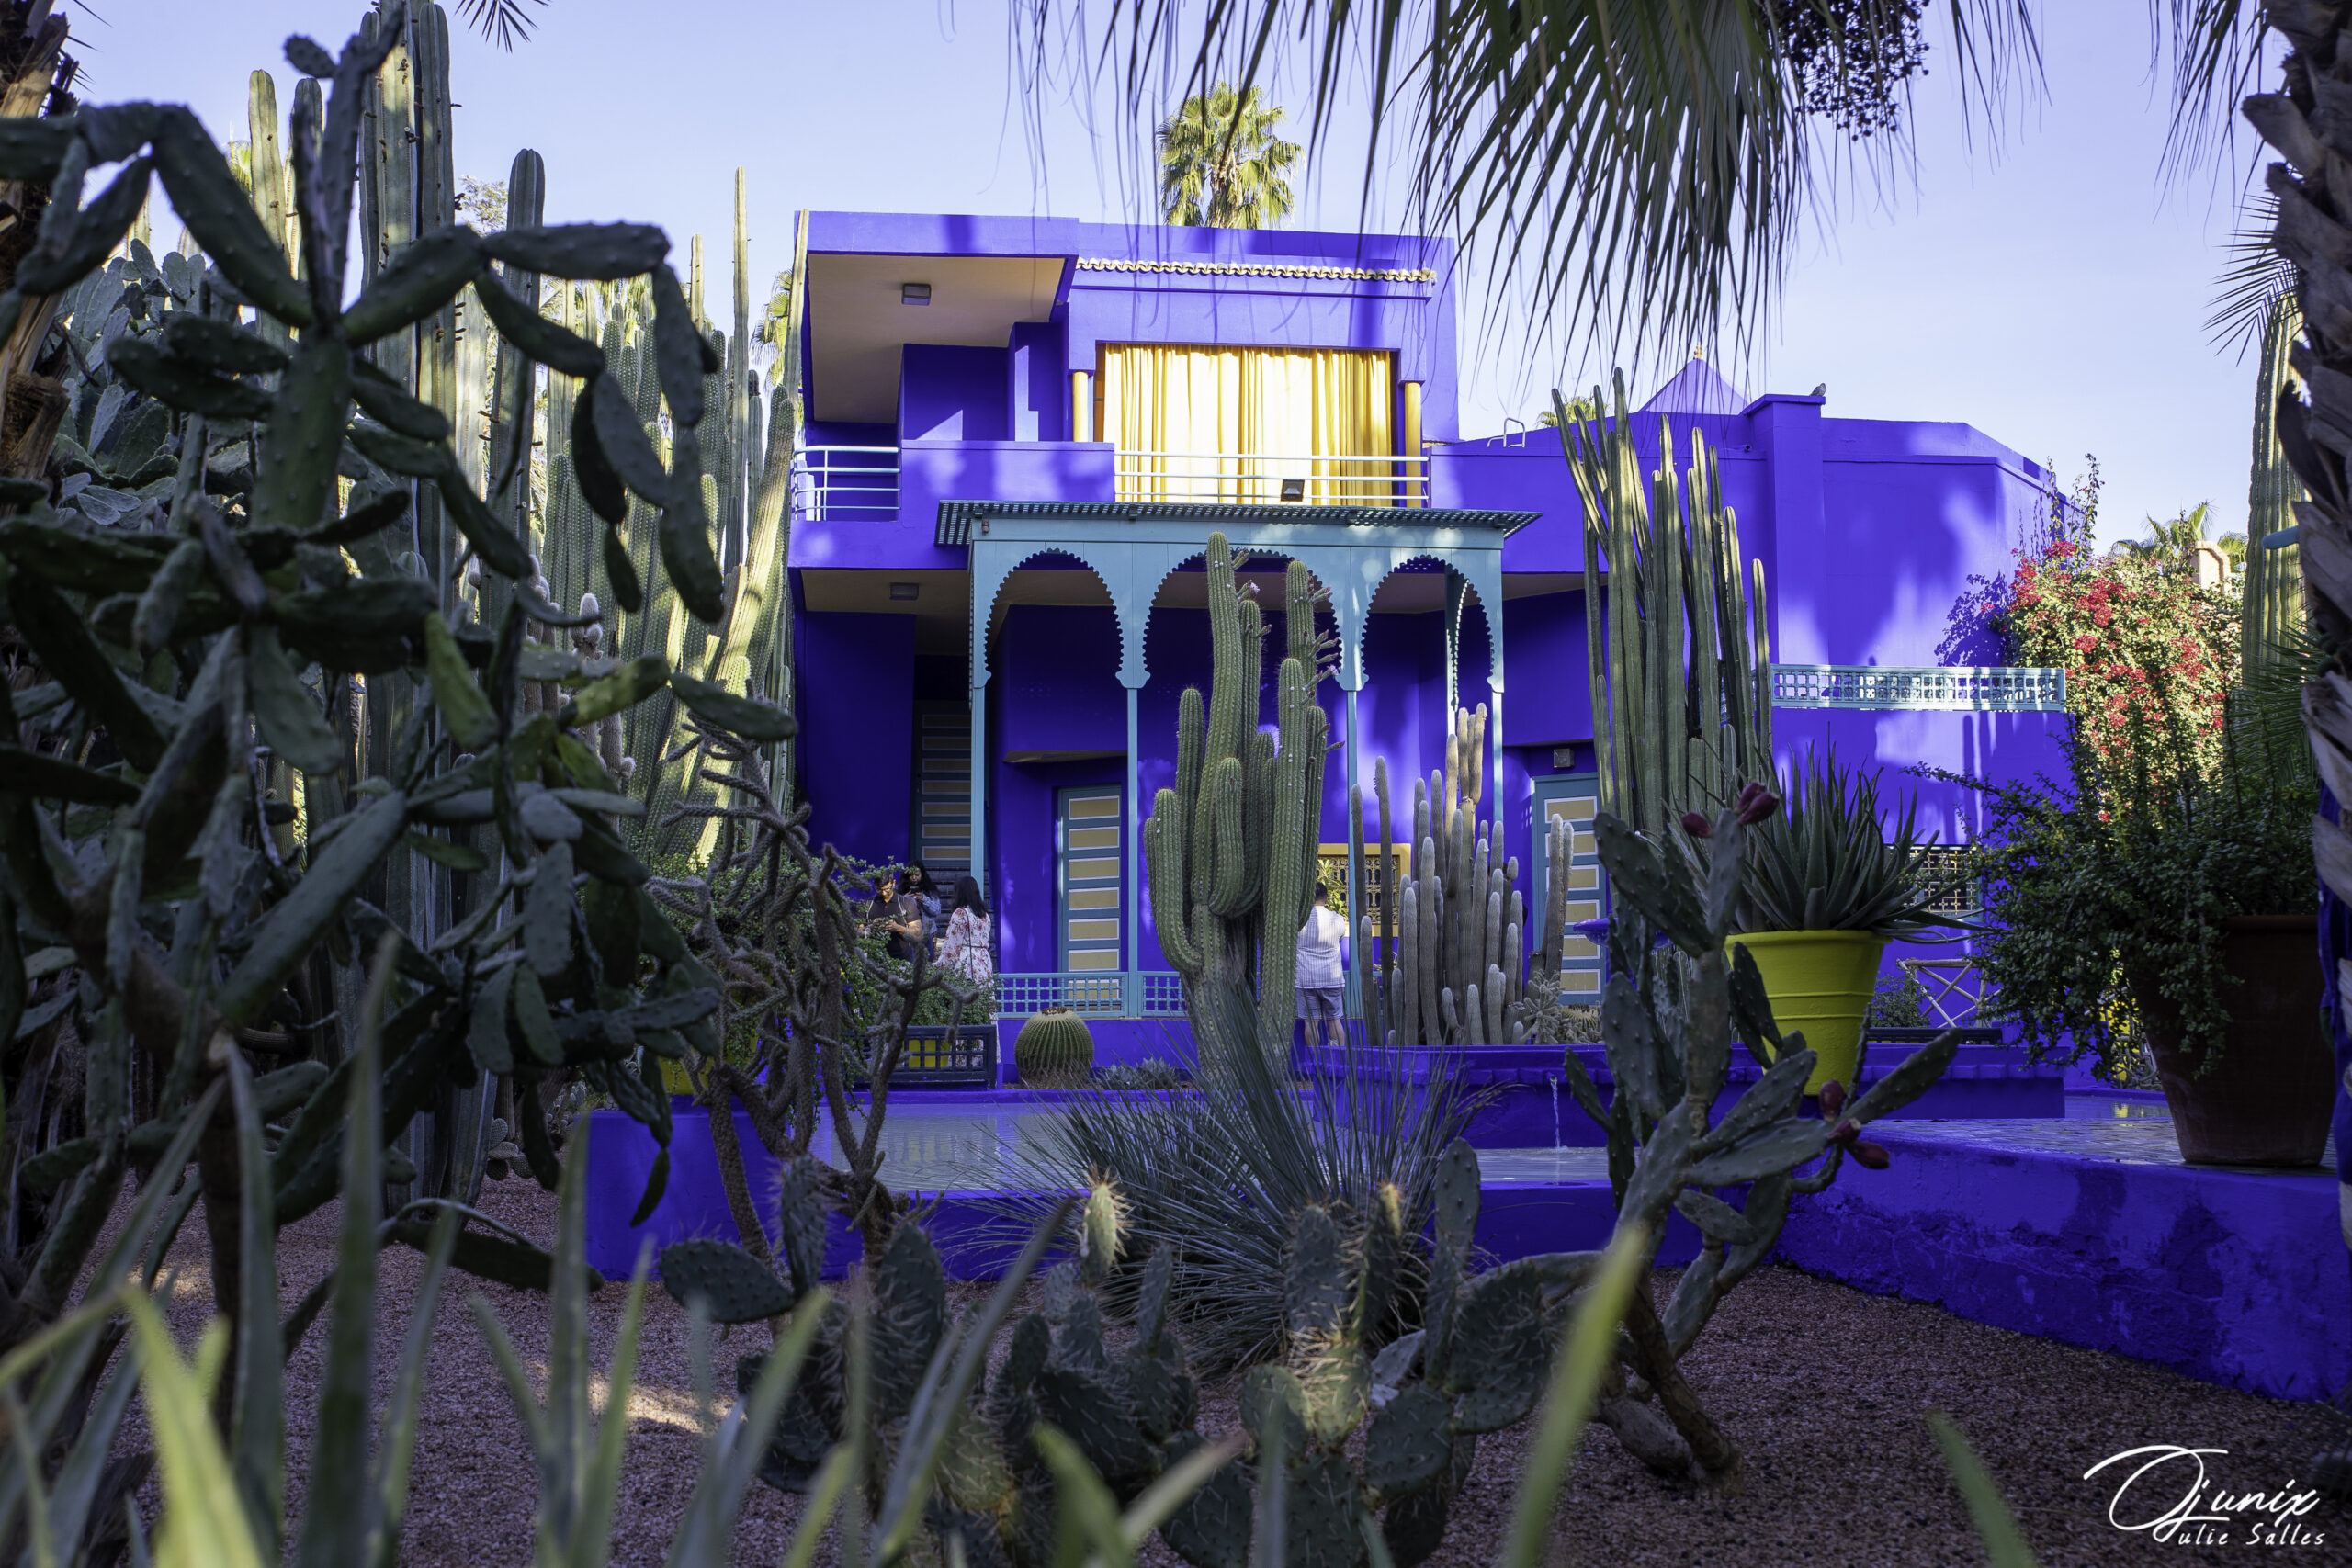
[{"xmin": 1999, "ymin": 536, "xmax": 2239, "ymax": 793}]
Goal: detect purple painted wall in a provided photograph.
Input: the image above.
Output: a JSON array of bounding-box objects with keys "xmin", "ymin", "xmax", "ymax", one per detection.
[
  {"xmin": 900, "ymin": 344, "xmax": 1009, "ymax": 442},
  {"xmin": 797, "ymin": 610, "xmax": 916, "ymax": 868},
  {"xmin": 997, "ymin": 605, "xmax": 1125, "ymax": 758},
  {"xmin": 899, "ymin": 441, "xmax": 1115, "ymax": 528},
  {"xmin": 1009, "ymin": 321, "xmax": 1069, "ymax": 443}
]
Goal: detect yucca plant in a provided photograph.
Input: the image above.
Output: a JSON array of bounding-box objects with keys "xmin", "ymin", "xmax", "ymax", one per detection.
[{"xmin": 1736, "ymin": 749, "xmax": 1975, "ymax": 940}]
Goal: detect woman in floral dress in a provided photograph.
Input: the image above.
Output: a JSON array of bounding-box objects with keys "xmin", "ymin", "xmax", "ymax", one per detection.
[{"xmin": 937, "ymin": 875, "xmax": 994, "ymax": 988}]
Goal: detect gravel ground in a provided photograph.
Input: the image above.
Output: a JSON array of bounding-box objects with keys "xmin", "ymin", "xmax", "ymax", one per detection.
[{"xmin": 115, "ymin": 1178, "xmax": 2349, "ymax": 1566}]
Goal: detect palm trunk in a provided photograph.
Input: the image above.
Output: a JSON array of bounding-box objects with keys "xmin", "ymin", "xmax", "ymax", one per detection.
[{"xmin": 2241, "ymin": 6, "xmax": 2352, "ymax": 1490}]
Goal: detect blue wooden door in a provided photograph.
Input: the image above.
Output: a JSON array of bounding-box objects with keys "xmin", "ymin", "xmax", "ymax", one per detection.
[
  {"xmin": 1531, "ymin": 774, "xmax": 1606, "ymax": 999},
  {"xmin": 1057, "ymin": 786, "xmax": 1124, "ymax": 982}
]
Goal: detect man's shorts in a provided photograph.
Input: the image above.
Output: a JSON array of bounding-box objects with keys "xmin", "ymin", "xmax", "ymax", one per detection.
[{"xmin": 1295, "ymin": 987, "xmax": 1343, "ymax": 1022}]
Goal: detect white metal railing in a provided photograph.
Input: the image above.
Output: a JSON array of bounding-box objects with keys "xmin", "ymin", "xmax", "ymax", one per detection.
[
  {"xmin": 1771, "ymin": 665, "xmax": 2065, "ymax": 712},
  {"xmin": 1114, "ymin": 449, "xmax": 1426, "ymax": 507},
  {"xmin": 791, "ymin": 446, "xmax": 900, "ymax": 522}
]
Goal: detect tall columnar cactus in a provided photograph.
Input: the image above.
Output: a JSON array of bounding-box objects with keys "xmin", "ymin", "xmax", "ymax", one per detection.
[
  {"xmin": 1143, "ymin": 536, "xmax": 1330, "ymax": 1065},
  {"xmin": 1559, "ymin": 377, "xmax": 1773, "ymax": 842},
  {"xmin": 481, "ymin": 149, "xmax": 544, "ymax": 631},
  {"xmin": 2243, "ymin": 294, "xmax": 2307, "ymax": 682},
  {"xmin": 1349, "ymin": 715, "xmax": 1529, "ymax": 1047},
  {"xmin": 728, "ymin": 169, "xmax": 752, "ymax": 571},
  {"xmin": 410, "ymin": 0, "xmax": 457, "ymax": 604},
  {"xmin": 246, "ymin": 72, "xmax": 295, "ymax": 276}
]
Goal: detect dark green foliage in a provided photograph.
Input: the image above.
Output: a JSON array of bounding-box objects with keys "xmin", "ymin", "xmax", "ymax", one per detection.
[
  {"xmin": 0, "ymin": 27, "xmax": 776, "ymax": 1561},
  {"xmin": 1945, "ymin": 735, "xmax": 2314, "ymax": 1075}
]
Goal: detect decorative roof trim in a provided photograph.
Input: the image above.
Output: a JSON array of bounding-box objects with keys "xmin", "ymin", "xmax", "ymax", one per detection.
[
  {"xmin": 1075, "ymin": 257, "xmax": 1435, "ymax": 284},
  {"xmin": 936, "ymin": 499, "xmax": 1537, "ymax": 547}
]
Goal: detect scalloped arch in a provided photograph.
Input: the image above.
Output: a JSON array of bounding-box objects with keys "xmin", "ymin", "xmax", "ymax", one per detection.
[
  {"xmin": 974, "ymin": 546, "xmax": 1134, "ymax": 685},
  {"xmin": 1346, "ymin": 552, "xmax": 1491, "ymax": 677}
]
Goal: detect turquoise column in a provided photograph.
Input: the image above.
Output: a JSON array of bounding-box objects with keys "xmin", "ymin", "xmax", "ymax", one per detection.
[
  {"xmin": 1125, "ymin": 679, "xmax": 1142, "ymax": 1017},
  {"xmin": 1344, "ymin": 684, "xmax": 1363, "ymax": 1017}
]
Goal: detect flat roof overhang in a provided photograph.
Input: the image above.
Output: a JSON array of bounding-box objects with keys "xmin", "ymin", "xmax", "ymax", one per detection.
[{"xmin": 806, "ymin": 251, "xmax": 1069, "ymax": 424}]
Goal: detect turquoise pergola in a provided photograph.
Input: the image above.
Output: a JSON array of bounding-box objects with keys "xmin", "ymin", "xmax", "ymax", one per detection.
[{"xmin": 936, "ymin": 500, "xmax": 1539, "ymax": 1006}]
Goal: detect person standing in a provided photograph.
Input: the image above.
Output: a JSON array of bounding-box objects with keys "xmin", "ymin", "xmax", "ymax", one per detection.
[
  {"xmin": 938, "ymin": 875, "xmax": 995, "ymax": 989},
  {"xmin": 866, "ymin": 871, "xmax": 923, "ymax": 963},
  {"xmin": 1295, "ymin": 882, "xmax": 1348, "ymax": 1050},
  {"xmin": 904, "ymin": 863, "xmax": 943, "ymax": 954}
]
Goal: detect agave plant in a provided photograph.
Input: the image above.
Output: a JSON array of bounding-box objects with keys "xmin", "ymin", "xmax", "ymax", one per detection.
[{"xmin": 1735, "ymin": 749, "xmax": 1976, "ymax": 939}]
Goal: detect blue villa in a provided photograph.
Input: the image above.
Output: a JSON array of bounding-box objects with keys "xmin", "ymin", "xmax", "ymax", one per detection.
[
  {"xmin": 782, "ymin": 210, "xmax": 2068, "ymax": 1031},
  {"xmin": 590, "ymin": 210, "xmax": 2350, "ymax": 1409}
]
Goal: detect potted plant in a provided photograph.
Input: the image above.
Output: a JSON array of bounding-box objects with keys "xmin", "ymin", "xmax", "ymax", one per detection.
[
  {"xmin": 1727, "ymin": 750, "xmax": 1976, "ymax": 1092},
  {"xmin": 1964, "ymin": 750, "xmax": 2328, "ymax": 1164}
]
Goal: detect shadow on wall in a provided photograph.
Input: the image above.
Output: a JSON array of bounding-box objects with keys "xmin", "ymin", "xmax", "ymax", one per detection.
[{"xmin": 1937, "ymin": 570, "xmax": 2013, "ymax": 666}]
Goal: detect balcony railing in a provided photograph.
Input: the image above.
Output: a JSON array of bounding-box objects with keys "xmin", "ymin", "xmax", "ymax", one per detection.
[
  {"xmin": 1114, "ymin": 450, "xmax": 1426, "ymax": 507},
  {"xmin": 1771, "ymin": 665, "xmax": 2066, "ymax": 712},
  {"xmin": 792, "ymin": 445, "xmax": 900, "ymax": 523}
]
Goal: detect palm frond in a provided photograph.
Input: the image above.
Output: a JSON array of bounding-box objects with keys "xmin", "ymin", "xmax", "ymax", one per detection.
[
  {"xmin": 2155, "ymin": 0, "xmax": 2270, "ymax": 180},
  {"xmin": 1023, "ymin": 2, "xmax": 2048, "ymax": 366},
  {"xmin": 453, "ymin": 0, "xmax": 545, "ymax": 51},
  {"xmin": 2207, "ymin": 192, "xmax": 2294, "ymax": 358}
]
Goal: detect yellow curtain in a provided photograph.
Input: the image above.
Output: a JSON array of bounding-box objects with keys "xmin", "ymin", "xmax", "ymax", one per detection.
[{"xmin": 1102, "ymin": 344, "xmax": 1396, "ymax": 504}]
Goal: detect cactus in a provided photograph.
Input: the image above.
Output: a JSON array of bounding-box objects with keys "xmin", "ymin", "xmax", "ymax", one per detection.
[
  {"xmin": 1143, "ymin": 534, "xmax": 1330, "ymax": 1066},
  {"xmin": 1544, "ymin": 793, "xmax": 1961, "ymax": 1492},
  {"xmin": 662, "ymin": 1157, "xmax": 1589, "ymax": 1568},
  {"xmin": 2244, "ymin": 294, "xmax": 2307, "ymax": 682},
  {"xmin": 1123, "ymin": 1151, "xmax": 1589, "ymax": 1568},
  {"xmin": 669, "ymin": 1175, "xmax": 1213, "ymax": 1554},
  {"xmin": 1347, "ymin": 709, "xmax": 1532, "ymax": 1046},
  {"xmin": 1015, "ymin": 1008, "xmax": 1095, "ymax": 1086},
  {"xmin": 0, "ymin": 0, "xmax": 787, "ymax": 1534},
  {"xmin": 1558, "ymin": 377, "xmax": 1773, "ymax": 843}
]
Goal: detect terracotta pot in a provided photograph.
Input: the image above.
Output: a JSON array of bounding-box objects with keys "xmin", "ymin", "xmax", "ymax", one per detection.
[{"xmin": 2137, "ymin": 914, "xmax": 2334, "ymax": 1167}]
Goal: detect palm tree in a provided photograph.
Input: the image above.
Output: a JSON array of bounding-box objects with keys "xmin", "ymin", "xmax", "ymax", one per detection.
[{"xmin": 1157, "ymin": 84, "xmax": 1300, "ymax": 229}]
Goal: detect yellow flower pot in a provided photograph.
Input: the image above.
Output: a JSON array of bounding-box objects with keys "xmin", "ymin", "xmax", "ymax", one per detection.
[{"xmin": 1725, "ymin": 930, "xmax": 1888, "ymax": 1094}]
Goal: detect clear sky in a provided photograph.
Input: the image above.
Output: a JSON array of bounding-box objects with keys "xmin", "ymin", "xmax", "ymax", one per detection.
[{"xmin": 84, "ymin": 0, "xmax": 2266, "ymax": 550}]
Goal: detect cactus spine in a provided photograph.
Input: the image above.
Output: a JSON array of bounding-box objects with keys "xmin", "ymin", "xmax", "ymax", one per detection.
[
  {"xmin": 1142, "ymin": 536, "xmax": 1329, "ymax": 1066},
  {"xmin": 2244, "ymin": 294, "xmax": 2307, "ymax": 681},
  {"xmin": 1559, "ymin": 376, "xmax": 1773, "ymax": 843}
]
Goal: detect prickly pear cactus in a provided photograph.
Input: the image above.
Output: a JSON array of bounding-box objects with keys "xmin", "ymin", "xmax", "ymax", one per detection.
[
  {"xmin": 1150, "ymin": 1150, "xmax": 1589, "ymax": 1568},
  {"xmin": 676, "ymin": 1174, "xmax": 1212, "ymax": 1568},
  {"xmin": 1550, "ymin": 789, "xmax": 1962, "ymax": 1493}
]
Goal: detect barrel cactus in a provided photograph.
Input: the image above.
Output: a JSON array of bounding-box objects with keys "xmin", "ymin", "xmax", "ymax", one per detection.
[{"xmin": 1015, "ymin": 1008, "xmax": 1094, "ymax": 1086}]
